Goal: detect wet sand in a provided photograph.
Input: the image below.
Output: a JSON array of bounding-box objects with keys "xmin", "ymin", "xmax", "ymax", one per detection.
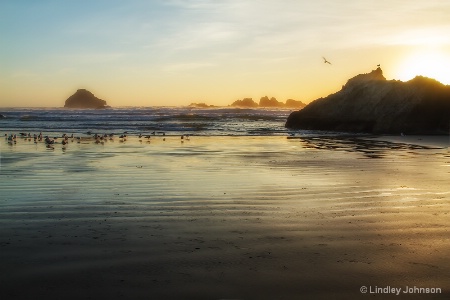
[
  {"xmin": 1, "ymin": 135, "xmax": 449, "ymax": 299},
  {"xmin": 369, "ymin": 135, "xmax": 450, "ymax": 149}
]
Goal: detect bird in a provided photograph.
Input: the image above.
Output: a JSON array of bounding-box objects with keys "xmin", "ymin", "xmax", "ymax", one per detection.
[
  {"xmin": 44, "ymin": 136, "xmax": 54, "ymax": 144},
  {"xmin": 7, "ymin": 134, "xmax": 15, "ymax": 145},
  {"xmin": 377, "ymin": 64, "xmax": 381, "ymax": 67},
  {"xmin": 322, "ymin": 57, "xmax": 332, "ymax": 65}
]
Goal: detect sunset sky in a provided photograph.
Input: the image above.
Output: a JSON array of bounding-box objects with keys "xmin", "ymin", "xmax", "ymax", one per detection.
[{"xmin": 1, "ymin": 0, "xmax": 450, "ymax": 107}]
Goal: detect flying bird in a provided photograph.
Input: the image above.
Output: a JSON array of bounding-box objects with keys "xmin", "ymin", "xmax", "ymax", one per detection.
[{"xmin": 322, "ymin": 57, "xmax": 332, "ymax": 65}]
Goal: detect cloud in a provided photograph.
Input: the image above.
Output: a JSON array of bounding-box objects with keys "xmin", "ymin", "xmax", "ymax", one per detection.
[
  {"xmin": 383, "ymin": 26, "xmax": 450, "ymax": 46},
  {"xmin": 54, "ymin": 0, "xmax": 450, "ymax": 68},
  {"xmin": 152, "ymin": 22, "xmax": 242, "ymax": 54},
  {"xmin": 4, "ymin": 0, "xmax": 450, "ymax": 104}
]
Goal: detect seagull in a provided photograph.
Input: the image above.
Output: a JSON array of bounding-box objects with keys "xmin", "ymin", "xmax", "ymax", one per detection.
[
  {"xmin": 45, "ymin": 136, "xmax": 54, "ymax": 144},
  {"xmin": 322, "ymin": 57, "xmax": 332, "ymax": 65}
]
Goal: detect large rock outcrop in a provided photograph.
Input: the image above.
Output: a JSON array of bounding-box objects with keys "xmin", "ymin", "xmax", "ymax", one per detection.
[
  {"xmin": 285, "ymin": 68, "xmax": 450, "ymax": 134},
  {"xmin": 64, "ymin": 89, "xmax": 108, "ymax": 109}
]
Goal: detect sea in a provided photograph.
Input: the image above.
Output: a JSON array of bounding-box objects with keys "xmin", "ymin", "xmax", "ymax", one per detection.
[{"xmin": 0, "ymin": 106, "xmax": 313, "ymax": 137}]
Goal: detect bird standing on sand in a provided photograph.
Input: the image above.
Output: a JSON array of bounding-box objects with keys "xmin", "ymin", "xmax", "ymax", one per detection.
[
  {"xmin": 45, "ymin": 136, "xmax": 54, "ymax": 144},
  {"xmin": 7, "ymin": 134, "xmax": 15, "ymax": 145},
  {"xmin": 322, "ymin": 57, "xmax": 332, "ymax": 65}
]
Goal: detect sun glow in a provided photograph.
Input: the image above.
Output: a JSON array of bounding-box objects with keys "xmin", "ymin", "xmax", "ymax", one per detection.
[{"xmin": 395, "ymin": 49, "xmax": 450, "ymax": 85}]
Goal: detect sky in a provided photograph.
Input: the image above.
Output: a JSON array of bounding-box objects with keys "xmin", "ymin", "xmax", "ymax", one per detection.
[{"xmin": 1, "ymin": 0, "xmax": 450, "ymax": 107}]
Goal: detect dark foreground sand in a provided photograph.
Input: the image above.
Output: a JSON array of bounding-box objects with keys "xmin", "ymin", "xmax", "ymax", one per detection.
[{"xmin": 1, "ymin": 135, "xmax": 449, "ymax": 299}]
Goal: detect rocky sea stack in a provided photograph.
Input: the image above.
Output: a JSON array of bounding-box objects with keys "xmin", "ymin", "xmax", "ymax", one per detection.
[
  {"xmin": 64, "ymin": 89, "xmax": 109, "ymax": 109},
  {"xmin": 285, "ymin": 68, "xmax": 450, "ymax": 134},
  {"xmin": 231, "ymin": 97, "xmax": 306, "ymax": 108}
]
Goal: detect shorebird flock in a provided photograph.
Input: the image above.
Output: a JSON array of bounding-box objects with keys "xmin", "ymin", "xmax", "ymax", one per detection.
[{"xmin": 4, "ymin": 131, "xmax": 191, "ymax": 150}]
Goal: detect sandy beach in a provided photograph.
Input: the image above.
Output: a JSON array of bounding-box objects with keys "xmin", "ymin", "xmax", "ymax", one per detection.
[{"xmin": 1, "ymin": 135, "xmax": 449, "ymax": 299}]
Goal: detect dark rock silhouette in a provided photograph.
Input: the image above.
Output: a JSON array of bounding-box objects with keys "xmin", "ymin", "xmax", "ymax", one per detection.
[
  {"xmin": 285, "ymin": 68, "xmax": 450, "ymax": 134},
  {"xmin": 259, "ymin": 96, "xmax": 284, "ymax": 107},
  {"xmin": 285, "ymin": 99, "xmax": 306, "ymax": 108},
  {"xmin": 64, "ymin": 89, "xmax": 108, "ymax": 109},
  {"xmin": 231, "ymin": 98, "xmax": 259, "ymax": 108},
  {"xmin": 188, "ymin": 102, "xmax": 217, "ymax": 108},
  {"xmin": 230, "ymin": 97, "xmax": 306, "ymax": 108}
]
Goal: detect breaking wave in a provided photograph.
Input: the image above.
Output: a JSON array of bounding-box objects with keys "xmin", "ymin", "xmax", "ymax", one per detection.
[{"xmin": 0, "ymin": 107, "xmax": 295, "ymax": 136}]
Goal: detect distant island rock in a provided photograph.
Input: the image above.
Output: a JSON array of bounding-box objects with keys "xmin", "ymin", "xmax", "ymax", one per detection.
[
  {"xmin": 64, "ymin": 89, "xmax": 109, "ymax": 109},
  {"xmin": 285, "ymin": 99, "xmax": 306, "ymax": 108},
  {"xmin": 259, "ymin": 96, "xmax": 284, "ymax": 107},
  {"xmin": 231, "ymin": 97, "xmax": 306, "ymax": 108},
  {"xmin": 285, "ymin": 68, "xmax": 450, "ymax": 134},
  {"xmin": 188, "ymin": 102, "xmax": 218, "ymax": 108},
  {"xmin": 231, "ymin": 98, "xmax": 259, "ymax": 108}
]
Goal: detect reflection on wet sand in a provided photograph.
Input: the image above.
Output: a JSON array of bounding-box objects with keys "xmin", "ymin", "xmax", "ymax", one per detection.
[
  {"xmin": 289, "ymin": 136, "xmax": 444, "ymax": 159},
  {"xmin": 1, "ymin": 136, "xmax": 449, "ymax": 299}
]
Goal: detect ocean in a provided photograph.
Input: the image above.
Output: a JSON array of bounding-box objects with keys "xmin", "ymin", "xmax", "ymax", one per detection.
[{"xmin": 0, "ymin": 107, "xmax": 300, "ymax": 137}]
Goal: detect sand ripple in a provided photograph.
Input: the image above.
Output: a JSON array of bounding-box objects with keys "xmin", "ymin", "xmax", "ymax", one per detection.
[{"xmin": 1, "ymin": 136, "xmax": 449, "ymax": 299}]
